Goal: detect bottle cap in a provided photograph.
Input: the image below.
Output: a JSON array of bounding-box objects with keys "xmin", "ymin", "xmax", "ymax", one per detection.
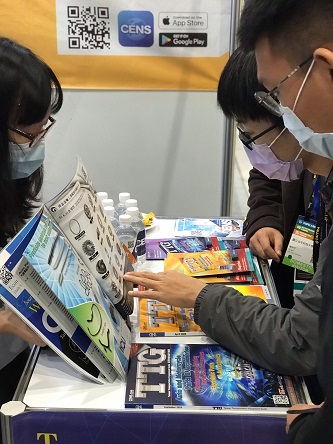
[
  {"xmin": 96, "ymin": 191, "xmax": 108, "ymax": 202},
  {"xmin": 102, "ymin": 198, "xmax": 114, "ymax": 208},
  {"xmin": 104, "ymin": 206, "xmax": 115, "ymax": 217},
  {"xmin": 125, "ymin": 198, "xmax": 138, "ymax": 208},
  {"xmin": 119, "ymin": 214, "xmax": 132, "ymax": 225},
  {"xmin": 126, "ymin": 207, "xmax": 139, "ymax": 217},
  {"xmin": 119, "ymin": 192, "xmax": 131, "ymax": 203}
]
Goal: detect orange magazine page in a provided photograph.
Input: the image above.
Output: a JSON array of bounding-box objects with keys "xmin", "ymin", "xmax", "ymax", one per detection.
[
  {"xmin": 163, "ymin": 249, "xmax": 252, "ymax": 277},
  {"xmin": 139, "ymin": 298, "xmax": 203, "ymax": 337},
  {"xmin": 224, "ymin": 285, "xmax": 272, "ymax": 303}
]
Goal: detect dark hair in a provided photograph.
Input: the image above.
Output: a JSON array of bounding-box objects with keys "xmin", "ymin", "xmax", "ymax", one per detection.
[
  {"xmin": 0, "ymin": 37, "xmax": 63, "ymax": 246},
  {"xmin": 217, "ymin": 46, "xmax": 283, "ymax": 126},
  {"xmin": 238, "ymin": 0, "xmax": 333, "ymax": 64}
]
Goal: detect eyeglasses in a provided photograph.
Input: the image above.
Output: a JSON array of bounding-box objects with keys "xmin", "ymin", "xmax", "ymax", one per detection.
[
  {"xmin": 8, "ymin": 116, "xmax": 56, "ymax": 147},
  {"xmin": 237, "ymin": 121, "xmax": 281, "ymax": 150},
  {"xmin": 254, "ymin": 55, "xmax": 313, "ymax": 117}
]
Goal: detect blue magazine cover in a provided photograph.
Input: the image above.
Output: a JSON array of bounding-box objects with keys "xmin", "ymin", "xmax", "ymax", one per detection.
[
  {"xmin": 174, "ymin": 218, "xmax": 245, "ymax": 238},
  {"xmin": 125, "ymin": 344, "xmax": 307, "ymax": 411}
]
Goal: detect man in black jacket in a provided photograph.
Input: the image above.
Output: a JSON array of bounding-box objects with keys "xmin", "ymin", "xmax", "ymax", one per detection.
[{"xmin": 238, "ymin": 0, "xmax": 333, "ymax": 441}]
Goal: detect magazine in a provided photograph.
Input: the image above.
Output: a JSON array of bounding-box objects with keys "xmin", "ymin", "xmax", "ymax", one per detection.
[
  {"xmin": 125, "ymin": 343, "xmax": 309, "ymax": 411},
  {"xmin": 146, "ymin": 236, "xmax": 221, "ymax": 260},
  {"xmin": 146, "ymin": 236, "xmax": 247, "ymax": 261},
  {"xmin": 138, "ymin": 285, "xmax": 272, "ymax": 337},
  {"xmin": 139, "ymin": 298, "xmax": 203, "ymax": 337},
  {"xmin": 0, "ymin": 207, "xmax": 131, "ymax": 383},
  {"xmin": 174, "ymin": 218, "xmax": 245, "ymax": 238},
  {"xmin": 163, "ymin": 248, "xmax": 254, "ymax": 277},
  {"xmin": 45, "ymin": 158, "xmax": 134, "ymax": 319},
  {"xmin": 0, "ymin": 159, "xmax": 134, "ymax": 383}
]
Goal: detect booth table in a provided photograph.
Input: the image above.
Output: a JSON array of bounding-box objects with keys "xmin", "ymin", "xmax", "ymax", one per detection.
[{"xmin": 1, "ymin": 218, "xmax": 288, "ymax": 444}]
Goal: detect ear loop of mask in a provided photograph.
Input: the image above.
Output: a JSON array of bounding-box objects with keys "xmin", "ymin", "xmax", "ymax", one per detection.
[
  {"xmin": 269, "ymin": 126, "xmax": 303, "ymax": 161},
  {"xmin": 293, "ymin": 59, "xmax": 315, "ymax": 111}
]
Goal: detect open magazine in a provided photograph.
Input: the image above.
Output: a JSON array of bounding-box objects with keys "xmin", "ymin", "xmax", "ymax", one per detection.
[{"xmin": 0, "ymin": 159, "xmax": 133, "ymax": 384}]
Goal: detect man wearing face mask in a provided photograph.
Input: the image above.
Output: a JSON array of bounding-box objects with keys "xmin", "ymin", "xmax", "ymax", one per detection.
[
  {"xmin": 217, "ymin": 46, "xmax": 328, "ymax": 314},
  {"xmin": 237, "ymin": 1, "xmax": 333, "ymax": 441},
  {"xmin": 124, "ymin": 46, "xmax": 333, "ymax": 385},
  {"xmin": 0, "ymin": 36, "xmax": 63, "ymax": 440}
]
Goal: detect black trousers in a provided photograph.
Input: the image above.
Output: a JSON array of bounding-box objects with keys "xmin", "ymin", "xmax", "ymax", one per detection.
[{"xmin": 0, "ymin": 347, "xmax": 30, "ymax": 444}]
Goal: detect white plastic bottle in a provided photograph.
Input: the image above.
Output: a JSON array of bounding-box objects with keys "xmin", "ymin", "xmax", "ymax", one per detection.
[
  {"xmin": 104, "ymin": 206, "xmax": 119, "ymax": 231},
  {"xmin": 114, "ymin": 192, "xmax": 130, "ymax": 220},
  {"xmin": 125, "ymin": 198, "xmax": 143, "ymax": 219},
  {"xmin": 126, "ymin": 206, "xmax": 146, "ymax": 268},
  {"xmin": 115, "ymin": 214, "xmax": 137, "ymax": 259},
  {"xmin": 101, "ymin": 198, "xmax": 114, "ymax": 209},
  {"xmin": 96, "ymin": 191, "xmax": 108, "ymax": 203}
]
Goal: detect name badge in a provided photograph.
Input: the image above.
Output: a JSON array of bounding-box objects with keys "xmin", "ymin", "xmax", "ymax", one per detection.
[{"xmin": 282, "ymin": 216, "xmax": 316, "ymax": 275}]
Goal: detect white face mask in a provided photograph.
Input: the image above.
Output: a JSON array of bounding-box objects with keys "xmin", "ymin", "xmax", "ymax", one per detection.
[
  {"xmin": 9, "ymin": 139, "xmax": 45, "ymax": 179},
  {"xmin": 281, "ymin": 59, "xmax": 333, "ymax": 160}
]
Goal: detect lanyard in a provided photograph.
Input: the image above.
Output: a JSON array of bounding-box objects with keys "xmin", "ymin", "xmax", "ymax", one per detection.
[
  {"xmin": 313, "ymin": 175, "xmax": 333, "ymax": 273},
  {"xmin": 305, "ymin": 175, "xmax": 321, "ymax": 221}
]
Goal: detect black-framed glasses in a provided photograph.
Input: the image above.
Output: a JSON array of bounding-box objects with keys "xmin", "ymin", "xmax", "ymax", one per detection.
[
  {"xmin": 237, "ymin": 121, "xmax": 281, "ymax": 150},
  {"xmin": 254, "ymin": 55, "xmax": 313, "ymax": 117},
  {"xmin": 8, "ymin": 116, "xmax": 56, "ymax": 147}
]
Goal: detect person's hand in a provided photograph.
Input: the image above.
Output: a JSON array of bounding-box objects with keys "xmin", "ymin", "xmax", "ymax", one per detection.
[
  {"xmin": 249, "ymin": 227, "xmax": 284, "ymax": 262},
  {"xmin": 0, "ymin": 308, "xmax": 46, "ymax": 347},
  {"xmin": 286, "ymin": 403, "xmax": 323, "ymax": 433},
  {"xmin": 123, "ymin": 270, "xmax": 206, "ymax": 307}
]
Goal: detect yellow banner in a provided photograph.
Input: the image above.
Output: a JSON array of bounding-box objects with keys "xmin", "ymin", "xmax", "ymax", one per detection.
[{"xmin": 0, "ymin": 0, "xmax": 231, "ymax": 90}]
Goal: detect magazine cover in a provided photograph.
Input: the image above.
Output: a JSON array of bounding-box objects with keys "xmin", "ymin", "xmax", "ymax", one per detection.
[
  {"xmin": 164, "ymin": 248, "xmax": 254, "ymax": 277},
  {"xmin": 46, "ymin": 158, "xmax": 134, "ymax": 319},
  {"xmin": 19, "ymin": 212, "xmax": 131, "ymax": 381},
  {"xmin": 0, "ymin": 211, "xmax": 115, "ymax": 383},
  {"xmin": 198, "ymin": 273, "xmax": 254, "ymax": 284},
  {"xmin": 224, "ymin": 285, "xmax": 272, "ymax": 303},
  {"xmin": 139, "ymin": 298, "xmax": 203, "ymax": 337},
  {"xmin": 174, "ymin": 218, "xmax": 245, "ymax": 238},
  {"xmin": 125, "ymin": 344, "xmax": 308, "ymax": 411},
  {"xmin": 146, "ymin": 236, "xmax": 221, "ymax": 260}
]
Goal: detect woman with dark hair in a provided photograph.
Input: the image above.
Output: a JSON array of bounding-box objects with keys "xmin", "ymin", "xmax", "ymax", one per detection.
[{"xmin": 0, "ymin": 36, "xmax": 63, "ymax": 412}]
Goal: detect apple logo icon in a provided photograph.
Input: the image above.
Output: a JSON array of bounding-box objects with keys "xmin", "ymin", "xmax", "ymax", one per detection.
[{"xmin": 163, "ymin": 16, "xmax": 170, "ymax": 25}]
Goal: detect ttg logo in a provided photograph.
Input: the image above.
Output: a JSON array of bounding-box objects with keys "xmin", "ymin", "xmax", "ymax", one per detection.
[{"xmin": 118, "ymin": 10, "xmax": 154, "ymax": 47}]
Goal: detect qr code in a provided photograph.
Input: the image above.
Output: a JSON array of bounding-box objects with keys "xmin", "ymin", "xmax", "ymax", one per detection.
[
  {"xmin": 0, "ymin": 265, "xmax": 13, "ymax": 285},
  {"xmin": 272, "ymin": 394, "xmax": 290, "ymax": 405},
  {"xmin": 67, "ymin": 6, "xmax": 111, "ymax": 50}
]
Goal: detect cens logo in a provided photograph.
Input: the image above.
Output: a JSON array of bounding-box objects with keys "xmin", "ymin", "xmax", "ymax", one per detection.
[{"xmin": 118, "ymin": 11, "xmax": 154, "ymax": 47}]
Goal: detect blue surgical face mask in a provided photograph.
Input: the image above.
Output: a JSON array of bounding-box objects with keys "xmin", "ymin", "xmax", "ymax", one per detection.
[
  {"xmin": 9, "ymin": 139, "xmax": 45, "ymax": 179},
  {"xmin": 281, "ymin": 59, "xmax": 333, "ymax": 160}
]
